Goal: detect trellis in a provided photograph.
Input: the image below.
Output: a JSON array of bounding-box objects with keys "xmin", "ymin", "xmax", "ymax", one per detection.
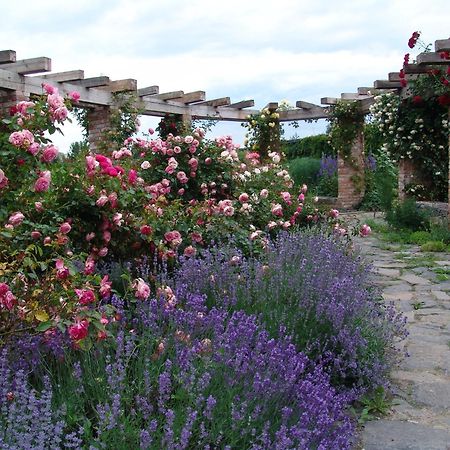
[{"xmin": 0, "ymin": 39, "xmax": 449, "ymax": 220}]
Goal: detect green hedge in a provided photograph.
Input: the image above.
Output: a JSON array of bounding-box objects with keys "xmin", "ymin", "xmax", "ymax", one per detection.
[{"xmin": 282, "ymin": 134, "xmax": 334, "ymax": 159}]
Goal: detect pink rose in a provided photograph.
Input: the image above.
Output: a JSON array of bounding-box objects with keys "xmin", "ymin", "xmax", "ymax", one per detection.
[
  {"xmin": 359, "ymin": 224, "xmax": 371, "ymax": 237},
  {"xmin": 133, "ymin": 278, "xmax": 150, "ymax": 300},
  {"xmin": 55, "ymin": 259, "xmax": 69, "ymax": 279},
  {"xmin": 84, "ymin": 256, "xmax": 96, "ymax": 275},
  {"xmin": 69, "ymin": 91, "xmax": 80, "ymax": 102},
  {"xmin": 41, "ymin": 145, "xmax": 59, "ymax": 163},
  {"xmin": 99, "ymin": 275, "xmax": 112, "ymax": 299},
  {"xmin": 280, "ymin": 191, "xmax": 291, "ymax": 204},
  {"xmin": 176, "ymin": 171, "xmax": 188, "ymax": 184},
  {"xmin": 271, "ymin": 204, "xmax": 283, "ymax": 217},
  {"xmin": 239, "ymin": 193, "xmax": 249, "ymax": 203},
  {"xmin": 96, "ymin": 195, "xmax": 109, "ymax": 207},
  {"xmin": 329, "ymin": 209, "xmax": 339, "ymax": 219},
  {"xmin": 260, "ymin": 189, "xmax": 269, "ymax": 198},
  {"xmin": 31, "ymin": 230, "xmax": 42, "ymax": 240},
  {"xmin": 68, "ymin": 319, "xmax": 89, "ymax": 341},
  {"xmin": 98, "ymin": 247, "xmax": 108, "ymax": 257},
  {"xmin": 140, "ymin": 225, "xmax": 153, "ymax": 235},
  {"xmin": 75, "ymin": 289, "xmax": 96, "ymax": 305},
  {"xmin": 183, "ymin": 245, "xmax": 196, "ymax": 257},
  {"xmin": 35, "ymin": 202, "xmax": 44, "ymax": 212},
  {"xmin": 42, "ymin": 83, "xmax": 57, "ymax": 95},
  {"xmin": 35, "ymin": 172, "xmax": 51, "ymax": 192},
  {"xmin": 8, "ymin": 212, "xmax": 25, "ymax": 227},
  {"xmin": 59, "ymin": 222, "xmax": 72, "ymax": 234}
]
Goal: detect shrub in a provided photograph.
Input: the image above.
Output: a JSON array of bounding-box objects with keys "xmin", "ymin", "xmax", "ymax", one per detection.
[
  {"xmin": 385, "ymin": 199, "xmax": 431, "ymax": 231},
  {"xmin": 282, "ymin": 134, "xmax": 334, "ymax": 159},
  {"xmin": 287, "ymin": 157, "xmax": 321, "ymax": 187},
  {"xmin": 421, "ymin": 241, "xmax": 448, "ymax": 252}
]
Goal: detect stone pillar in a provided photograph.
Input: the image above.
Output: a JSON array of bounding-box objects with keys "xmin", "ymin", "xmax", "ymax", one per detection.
[
  {"xmin": 337, "ymin": 128, "xmax": 365, "ymax": 209},
  {"xmin": 398, "ymin": 159, "xmax": 416, "ymax": 201},
  {"xmin": 87, "ymin": 105, "xmax": 112, "ymax": 153}
]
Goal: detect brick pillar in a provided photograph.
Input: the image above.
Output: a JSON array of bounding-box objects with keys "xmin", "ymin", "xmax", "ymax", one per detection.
[
  {"xmin": 87, "ymin": 105, "xmax": 112, "ymax": 153},
  {"xmin": 398, "ymin": 159, "xmax": 416, "ymax": 201},
  {"xmin": 448, "ymin": 108, "xmax": 450, "ymax": 229},
  {"xmin": 0, "ymin": 90, "xmax": 28, "ymax": 121},
  {"xmin": 337, "ymin": 128, "xmax": 365, "ymax": 209}
]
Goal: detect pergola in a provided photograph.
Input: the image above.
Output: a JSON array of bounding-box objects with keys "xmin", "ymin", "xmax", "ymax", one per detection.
[{"xmin": 0, "ymin": 38, "xmax": 449, "ymax": 217}]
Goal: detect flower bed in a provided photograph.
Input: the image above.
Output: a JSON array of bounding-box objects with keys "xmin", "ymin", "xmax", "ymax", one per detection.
[{"xmin": 0, "ymin": 86, "xmax": 401, "ymax": 448}]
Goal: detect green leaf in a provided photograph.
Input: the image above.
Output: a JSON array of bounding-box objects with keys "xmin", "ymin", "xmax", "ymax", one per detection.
[{"xmin": 36, "ymin": 321, "xmax": 54, "ymax": 332}]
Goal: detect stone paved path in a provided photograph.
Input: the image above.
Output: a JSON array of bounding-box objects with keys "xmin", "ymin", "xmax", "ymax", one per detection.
[{"xmin": 348, "ymin": 214, "xmax": 450, "ymax": 450}]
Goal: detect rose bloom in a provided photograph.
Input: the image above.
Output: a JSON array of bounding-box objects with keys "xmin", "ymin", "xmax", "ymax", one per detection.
[
  {"xmin": 183, "ymin": 245, "xmax": 196, "ymax": 257},
  {"xmin": 260, "ymin": 189, "xmax": 269, "ymax": 198},
  {"xmin": 34, "ymin": 172, "xmax": 51, "ymax": 192},
  {"xmin": 68, "ymin": 319, "xmax": 89, "ymax": 341},
  {"xmin": 134, "ymin": 278, "xmax": 150, "ymax": 300},
  {"xmin": 99, "ymin": 275, "xmax": 112, "ymax": 299},
  {"xmin": 59, "ymin": 222, "xmax": 72, "ymax": 234},
  {"xmin": 41, "ymin": 145, "xmax": 59, "ymax": 163},
  {"xmin": 69, "ymin": 91, "xmax": 80, "ymax": 102},
  {"xmin": 31, "ymin": 230, "xmax": 42, "ymax": 239},
  {"xmin": 329, "ymin": 209, "xmax": 339, "ymax": 219},
  {"xmin": 271, "ymin": 203, "xmax": 283, "ymax": 217},
  {"xmin": 75, "ymin": 288, "xmax": 96, "ymax": 305},
  {"xmin": 238, "ymin": 192, "xmax": 249, "ymax": 203},
  {"xmin": 280, "ymin": 191, "xmax": 291, "ymax": 203},
  {"xmin": 140, "ymin": 224, "xmax": 153, "ymax": 235},
  {"xmin": 8, "ymin": 211, "xmax": 25, "ymax": 227},
  {"xmin": 359, "ymin": 224, "xmax": 372, "ymax": 237},
  {"xmin": 55, "ymin": 259, "xmax": 69, "ymax": 279},
  {"xmin": 141, "ymin": 160, "xmax": 151, "ymax": 170}
]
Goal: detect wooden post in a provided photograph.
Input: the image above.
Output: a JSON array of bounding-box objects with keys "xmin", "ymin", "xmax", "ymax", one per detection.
[{"xmin": 337, "ymin": 123, "xmax": 365, "ymax": 209}]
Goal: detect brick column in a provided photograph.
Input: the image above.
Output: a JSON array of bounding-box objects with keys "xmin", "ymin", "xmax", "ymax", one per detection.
[
  {"xmin": 0, "ymin": 90, "xmax": 28, "ymax": 121},
  {"xmin": 87, "ymin": 105, "xmax": 112, "ymax": 153},
  {"xmin": 398, "ymin": 159, "xmax": 416, "ymax": 201},
  {"xmin": 448, "ymin": 107, "xmax": 450, "ymax": 228},
  {"xmin": 337, "ymin": 128, "xmax": 365, "ymax": 209}
]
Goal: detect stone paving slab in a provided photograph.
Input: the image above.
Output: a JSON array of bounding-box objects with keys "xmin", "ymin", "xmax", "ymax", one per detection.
[{"xmin": 362, "ymin": 420, "xmax": 450, "ymax": 449}]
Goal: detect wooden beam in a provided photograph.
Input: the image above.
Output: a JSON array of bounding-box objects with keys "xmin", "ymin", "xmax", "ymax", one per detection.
[
  {"xmin": 0, "ymin": 50, "xmax": 16, "ymax": 64},
  {"xmin": 138, "ymin": 85, "xmax": 159, "ymax": 96},
  {"xmin": 403, "ymin": 64, "xmax": 428, "ymax": 74},
  {"xmin": 278, "ymin": 108, "xmax": 329, "ymax": 121},
  {"xmin": 358, "ymin": 97, "xmax": 375, "ymax": 112},
  {"xmin": 388, "ymin": 72, "xmax": 418, "ymax": 82},
  {"xmin": 71, "ymin": 76, "xmax": 110, "ymax": 88},
  {"xmin": 435, "ymin": 39, "xmax": 450, "ymax": 52},
  {"xmin": 176, "ymin": 90, "xmax": 206, "ymax": 104},
  {"xmin": 296, "ymin": 100, "xmax": 320, "ymax": 109},
  {"xmin": 320, "ymin": 97, "xmax": 338, "ymax": 105},
  {"xmin": 373, "ymin": 80, "xmax": 402, "ymax": 89},
  {"xmin": 38, "ymin": 70, "xmax": 84, "ymax": 82},
  {"xmin": 263, "ymin": 102, "xmax": 278, "ymax": 111},
  {"xmin": 357, "ymin": 87, "xmax": 373, "ymax": 95},
  {"xmin": 226, "ymin": 100, "xmax": 255, "ymax": 109},
  {"xmin": 0, "ymin": 68, "xmax": 112, "ymax": 106},
  {"xmin": 0, "ymin": 57, "xmax": 51, "ymax": 75},
  {"xmin": 97, "ymin": 79, "xmax": 137, "ymax": 92},
  {"xmin": 417, "ymin": 52, "xmax": 450, "ymax": 65},
  {"xmin": 151, "ymin": 90, "xmax": 184, "ymax": 100},
  {"xmin": 196, "ymin": 97, "xmax": 230, "ymax": 107},
  {"xmin": 341, "ymin": 93, "xmax": 372, "ymax": 100}
]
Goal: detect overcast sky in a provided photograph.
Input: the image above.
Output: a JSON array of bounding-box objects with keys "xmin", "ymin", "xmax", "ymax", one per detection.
[{"xmin": 1, "ymin": 0, "xmax": 449, "ymax": 151}]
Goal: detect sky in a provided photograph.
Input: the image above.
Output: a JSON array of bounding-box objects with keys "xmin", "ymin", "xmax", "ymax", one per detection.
[{"xmin": 1, "ymin": 0, "xmax": 449, "ymax": 151}]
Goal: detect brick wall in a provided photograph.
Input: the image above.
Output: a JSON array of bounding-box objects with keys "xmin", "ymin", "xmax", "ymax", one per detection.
[{"xmin": 87, "ymin": 106, "xmax": 112, "ymax": 152}]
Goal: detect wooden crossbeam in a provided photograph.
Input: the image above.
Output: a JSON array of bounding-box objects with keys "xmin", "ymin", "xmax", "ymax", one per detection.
[
  {"xmin": 226, "ymin": 99, "xmax": 255, "ymax": 109},
  {"xmin": 417, "ymin": 52, "xmax": 450, "ymax": 65},
  {"xmin": 0, "ymin": 68, "xmax": 112, "ymax": 105},
  {"xmin": 320, "ymin": 97, "xmax": 338, "ymax": 105},
  {"xmin": 138, "ymin": 86, "xmax": 159, "ymax": 96},
  {"xmin": 196, "ymin": 97, "xmax": 230, "ymax": 107},
  {"xmin": 373, "ymin": 80, "xmax": 402, "ymax": 89},
  {"xmin": 278, "ymin": 108, "xmax": 329, "ymax": 121},
  {"xmin": 38, "ymin": 70, "xmax": 84, "ymax": 82},
  {"xmin": 151, "ymin": 90, "xmax": 184, "ymax": 100},
  {"xmin": 403, "ymin": 64, "xmax": 428, "ymax": 74},
  {"xmin": 388, "ymin": 72, "xmax": 418, "ymax": 82},
  {"xmin": 264, "ymin": 102, "xmax": 278, "ymax": 111},
  {"xmin": 358, "ymin": 97, "xmax": 375, "ymax": 112},
  {"xmin": 341, "ymin": 93, "xmax": 372, "ymax": 100},
  {"xmin": 71, "ymin": 76, "xmax": 110, "ymax": 88},
  {"xmin": 176, "ymin": 91, "xmax": 206, "ymax": 104},
  {"xmin": 435, "ymin": 39, "xmax": 450, "ymax": 52},
  {"xmin": 357, "ymin": 87, "xmax": 373, "ymax": 95},
  {"xmin": 0, "ymin": 50, "xmax": 16, "ymax": 64},
  {"xmin": 296, "ymin": 100, "xmax": 320, "ymax": 109},
  {"xmin": 97, "ymin": 79, "xmax": 137, "ymax": 92},
  {"xmin": 0, "ymin": 57, "xmax": 51, "ymax": 75}
]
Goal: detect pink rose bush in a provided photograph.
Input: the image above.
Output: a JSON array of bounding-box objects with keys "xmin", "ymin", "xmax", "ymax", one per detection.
[{"xmin": 0, "ymin": 89, "xmax": 371, "ymax": 346}]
